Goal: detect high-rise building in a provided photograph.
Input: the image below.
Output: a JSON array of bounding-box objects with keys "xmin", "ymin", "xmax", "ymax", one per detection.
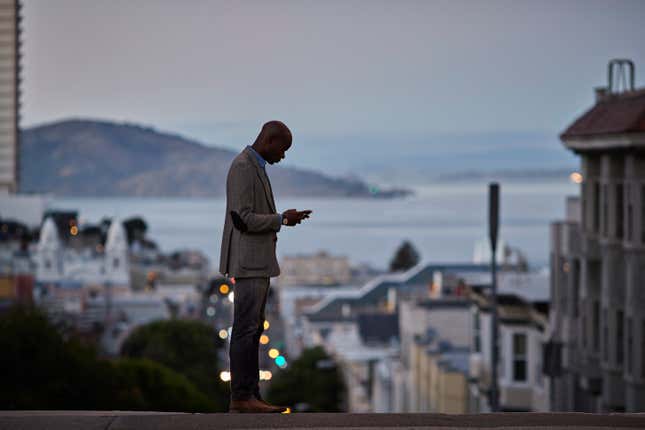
[
  {"xmin": 0, "ymin": 0, "xmax": 19, "ymax": 195},
  {"xmin": 549, "ymin": 59, "xmax": 645, "ymax": 412}
]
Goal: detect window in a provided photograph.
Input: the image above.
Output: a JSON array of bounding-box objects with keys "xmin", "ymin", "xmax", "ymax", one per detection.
[
  {"xmin": 616, "ymin": 184, "xmax": 624, "ymax": 239},
  {"xmin": 473, "ymin": 311, "xmax": 481, "ymax": 353},
  {"xmin": 627, "ymin": 317, "xmax": 633, "ymax": 373},
  {"xmin": 581, "ymin": 311, "xmax": 587, "ymax": 349},
  {"xmin": 513, "ymin": 333, "xmax": 527, "ymax": 382},
  {"xmin": 581, "ymin": 182, "xmax": 587, "ymax": 230},
  {"xmin": 627, "ymin": 184, "xmax": 633, "ymax": 241},
  {"xmin": 617, "ymin": 310, "xmax": 624, "ymax": 365},
  {"xmin": 593, "ymin": 301, "xmax": 600, "ymax": 353},
  {"xmin": 572, "ymin": 260, "xmax": 580, "ymax": 318},
  {"xmin": 642, "ymin": 185, "xmax": 645, "ymax": 244},
  {"xmin": 602, "ymin": 184, "xmax": 608, "ymax": 235},
  {"xmin": 642, "ymin": 320, "xmax": 645, "ymax": 379},
  {"xmin": 603, "ymin": 308, "xmax": 609, "ymax": 361},
  {"xmin": 536, "ymin": 342, "xmax": 544, "ymax": 386},
  {"xmin": 499, "ymin": 332, "xmax": 504, "ymax": 379},
  {"xmin": 593, "ymin": 182, "xmax": 600, "ymax": 233}
]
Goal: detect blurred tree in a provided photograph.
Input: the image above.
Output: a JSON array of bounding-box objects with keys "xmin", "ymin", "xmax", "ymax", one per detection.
[
  {"xmin": 123, "ymin": 216, "xmax": 148, "ymax": 245},
  {"xmin": 0, "ymin": 305, "xmax": 215, "ymax": 412},
  {"xmin": 120, "ymin": 319, "xmax": 229, "ymax": 410},
  {"xmin": 388, "ymin": 240, "xmax": 420, "ymax": 272},
  {"xmin": 116, "ymin": 358, "xmax": 214, "ymax": 412},
  {"xmin": 266, "ymin": 346, "xmax": 345, "ymax": 412}
]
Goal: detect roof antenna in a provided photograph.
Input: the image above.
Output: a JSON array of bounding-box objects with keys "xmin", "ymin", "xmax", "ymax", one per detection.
[{"xmin": 607, "ymin": 59, "xmax": 635, "ymax": 94}]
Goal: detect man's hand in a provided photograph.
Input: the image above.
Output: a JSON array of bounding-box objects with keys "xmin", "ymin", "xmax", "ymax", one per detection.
[{"xmin": 282, "ymin": 209, "xmax": 313, "ymax": 226}]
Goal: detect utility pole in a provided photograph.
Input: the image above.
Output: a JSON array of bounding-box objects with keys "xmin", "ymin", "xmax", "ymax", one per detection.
[{"xmin": 488, "ymin": 182, "xmax": 500, "ymax": 412}]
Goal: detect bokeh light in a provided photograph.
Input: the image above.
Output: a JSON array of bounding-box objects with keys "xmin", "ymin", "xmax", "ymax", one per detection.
[
  {"xmin": 260, "ymin": 334, "xmax": 269, "ymax": 345},
  {"xmin": 268, "ymin": 348, "xmax": 279, "ymax": 359},
  {"xmin": 263, "ymin": 320, "xmax": 270, "ymax": 330},
  {"xmin": 219, "ymin": 371, "xmax": 231, "ymax": 382},
  {"xmin": 275, "ymin": 355, "xmax": 286, "ymax": 367},
  {"xmin": 219, "ymin": 284, "xmax": 229, "ymax": 294},
  {"xmin": 206, "ymin": 306, "xmax": 215, "ymax": 317},
  {"xmin": 228, "ymin": 292, "xmax": 234, "ymax": 303},
  {"xmin": 570, "ymin": 172, "xmax": 583, "ymax": 184},
  {"xmin": 219, "ymin": 329, "xmax": 228, "ymax": 339}
]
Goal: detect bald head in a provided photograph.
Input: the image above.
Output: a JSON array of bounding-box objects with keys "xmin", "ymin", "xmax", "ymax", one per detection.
[
  {"xmin": 252, "ymin": 120, "xmax": 292, "ymax": 165},
  {"xmin": 258, "ymin": 120, "xmax": 291, "ymax": 142}
]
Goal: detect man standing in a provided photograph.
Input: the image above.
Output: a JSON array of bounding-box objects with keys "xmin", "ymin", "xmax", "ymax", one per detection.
[{"xmin": 220, "ymin": 121, "xmax": 311, "ymax": 413}]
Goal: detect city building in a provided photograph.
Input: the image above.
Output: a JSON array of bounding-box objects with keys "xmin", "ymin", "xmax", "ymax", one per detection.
[
  {"xmin": 35, "ymin": 216, "xmax": 130, "ymax": 287},
  {"xmin": 549, "ymin": 60, "xmax": 645, "ymax": 412},
  {"xmin": 277, "ymin": 284, "xmax": 360, "ymax": 358},
  {"xmin": 298, "ymin": 259, "xmax": 534, "ymax": 413},
  {"xmin": 277, "ymin": 250, "xmax": 352, "ymax": 286},
  {"xmin": 401, "ymin": 298, "xmax": 472, "ymax": 413},
  {"xmin": 468, "ymin": 287, "xmax": 550, "ymax": 412},
  {"xmin": 0, "ymin": 0, "xmax": 19, "ymax": 195},
  {"xmin": 318, "ymin": 311, "xmax": 399, "ymax": 412}
]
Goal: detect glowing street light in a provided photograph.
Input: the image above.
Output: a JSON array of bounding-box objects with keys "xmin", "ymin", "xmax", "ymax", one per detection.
[
  {"xmin": 219, "ymin": 371, "xmax": 231, "ymax": 382},
  {"xmin": 275, "ymin": 355, "xmax": 287, "ymax": 368},
  {"xmin": 570, "ymin": 172, "xmax": 583, "ymax": 184},
  {"xmin": 268, "ymin": 348, "xmax": 279, "ymax": 359},
  {"xmin": 259, "ymin": 370, "xmax": 273, "ymax": 381}
]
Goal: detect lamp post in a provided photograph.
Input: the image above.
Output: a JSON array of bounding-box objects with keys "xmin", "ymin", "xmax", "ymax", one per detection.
[{"xmin": 488, "ymin": 182, "xmax": 500, "ymax": 412}]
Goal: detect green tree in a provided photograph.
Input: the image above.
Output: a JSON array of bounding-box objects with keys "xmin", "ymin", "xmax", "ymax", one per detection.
[
  {"xmin": 0, "ymin": 305, "xmax": 216, "ymax": 412},
  {"xmin": 266, "ymin": 346, "xmax": 346, "ymax": 412},
  {"xmin": 116, "ymin": 358, "xmax": 214, "ymax": 412},
  {"xmin": 388, "ymin": 240, "xmax": 420, "ymax": 272},
  {"xmin": 120, "ymin": 319, "xmax": 229, "ymax": 410}
]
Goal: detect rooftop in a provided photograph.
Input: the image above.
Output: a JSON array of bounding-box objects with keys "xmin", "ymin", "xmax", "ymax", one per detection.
[{"xmin": 560, "ymin": 87, "xmax": 645, "ymax": 139}]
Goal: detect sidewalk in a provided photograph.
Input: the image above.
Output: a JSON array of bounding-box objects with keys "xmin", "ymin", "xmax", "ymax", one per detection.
[{"xmin": 2, "ymin": 411, "xmax": 645, "ymax": 429}]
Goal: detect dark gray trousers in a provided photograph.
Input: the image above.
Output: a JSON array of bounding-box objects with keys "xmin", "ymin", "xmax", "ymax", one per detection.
[{"xmin": 229, "ymin": 276, "xmax": 270, "ymax": 401}]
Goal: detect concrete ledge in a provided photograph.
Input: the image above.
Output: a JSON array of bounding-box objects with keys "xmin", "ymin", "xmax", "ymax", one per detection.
[{"xmin": 1, "ymin": 411, "xmax": 645, "ymax": 430}]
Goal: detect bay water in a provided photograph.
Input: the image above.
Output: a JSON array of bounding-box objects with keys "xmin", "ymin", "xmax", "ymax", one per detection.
[{"xmin": 50, "ymin": 180, "xmax": 579, "ymax": 272}]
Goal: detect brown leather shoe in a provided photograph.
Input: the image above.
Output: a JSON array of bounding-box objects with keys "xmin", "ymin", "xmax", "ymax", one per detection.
[
  {"xmin": 256, "ymin": 397, "xmax": 289, "ymax": 413},
  {"xmin": 229, "ymin": 397, "xmax": 287, "ymax": 413}
]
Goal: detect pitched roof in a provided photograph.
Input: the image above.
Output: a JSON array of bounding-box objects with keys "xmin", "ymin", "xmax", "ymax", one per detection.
[
  {"xmin": 304, "ymin": 262, "xmax": 490, "ymax": 322},
  {"xmin": 560, "ymin": 88, "xmax": 645, "ymax": 139}
]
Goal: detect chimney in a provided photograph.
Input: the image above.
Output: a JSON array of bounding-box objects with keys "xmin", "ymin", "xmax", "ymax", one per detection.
[{"xmin": 595, "ymin": 86, "xmax": 608, "ymax": 102}]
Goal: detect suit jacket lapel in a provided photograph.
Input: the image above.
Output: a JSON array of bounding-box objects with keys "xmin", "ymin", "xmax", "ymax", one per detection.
[{"xmin": 244, "ymin": 148, "xmax": 277, "ymax": 213}]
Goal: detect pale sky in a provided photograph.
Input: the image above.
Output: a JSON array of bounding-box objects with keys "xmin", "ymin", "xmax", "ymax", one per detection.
[{"xmin": 22, "ymin": 0, "xmax": 645, "ymax": 167}]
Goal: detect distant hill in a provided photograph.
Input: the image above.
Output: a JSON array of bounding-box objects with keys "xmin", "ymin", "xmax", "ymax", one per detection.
[{"xmin": 19, "ymin": 119, "xmax": 410, "ymax": 198}]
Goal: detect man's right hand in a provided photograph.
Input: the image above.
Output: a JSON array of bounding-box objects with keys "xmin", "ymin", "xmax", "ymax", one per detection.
[{"xmin": 282, "ymin": 209, "xmax": 310, "ymax": 226}]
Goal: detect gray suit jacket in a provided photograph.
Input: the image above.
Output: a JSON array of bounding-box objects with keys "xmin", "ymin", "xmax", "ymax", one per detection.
[{"xmin": 219, "ymin": 147, "xmax": 282, "ymax": 278}]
